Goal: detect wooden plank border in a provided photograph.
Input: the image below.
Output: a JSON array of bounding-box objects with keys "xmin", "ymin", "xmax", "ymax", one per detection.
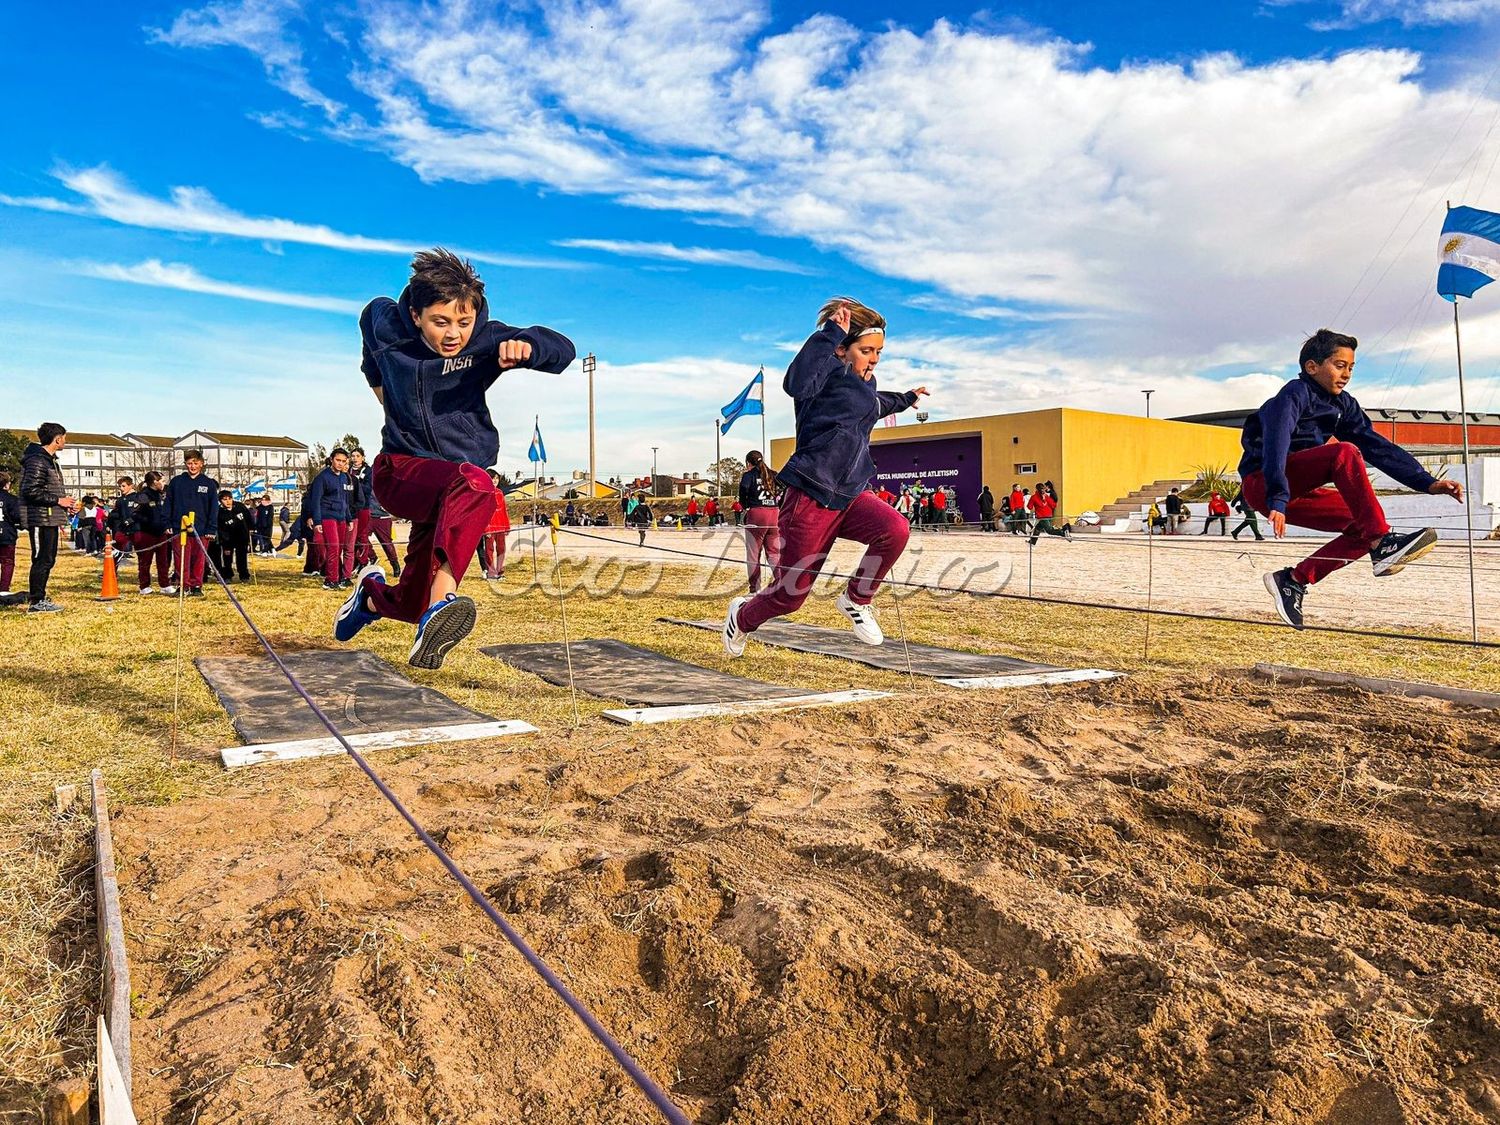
[
  {"xmin": 1252, "ymin": 663, "xmax": 1500, "ymax": 710},
  {"xmin": 602, "ymin": 689, "xmax": 891, "ymax": 725},
  {"xmin": 220, "ymin": 720, "xmax": 537, "ymax": 769},
  {"xmin": 90, "ymin": 770, "xmax": 132, "ymax": 1100},
  {"xmin": 95, "ymin": 1016, "xmax": 137, "ymax": 1125},
  {"xmin": 939, "ymin": 669, "xmax": 1122, "ymax": 690}
]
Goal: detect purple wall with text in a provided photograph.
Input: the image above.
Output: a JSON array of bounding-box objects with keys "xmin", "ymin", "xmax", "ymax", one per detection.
[{"xmin": 869, "ymin": 435, "xmax": 983, "ymax": 523}]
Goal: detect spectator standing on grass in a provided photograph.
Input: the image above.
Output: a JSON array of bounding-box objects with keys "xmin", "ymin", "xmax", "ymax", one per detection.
[
  {"xmin": 164, "ymin": 449, "xmax": 219, "ymax": 598},
  {"xmin": 216, "ymin": 491, "xmax": 253, "ymax": 582},
  {"xmin": 107, "ymin": 477, "xmax": 142, "ymax": 557},
  {"xmin": 348, "ymin": 448, "xmax": 374, "ymax": 567},
  {"xmin": 1202, "ymin": 491, "xmax": 1231, "ymax": 535},
  {"xmin": 1230, "ymin": 491, "xmax": 1264, "ymax": 541},
  {"xmin": 480, "ymin": 469, "xmax": 510, "ymax": 579},
  {"xmin": 20, "ymin": 422, "xmax": 78, "ymax": 613},
  {"xmin": 739, "ymin": 450, "xmax": 781, "ymax": 595},
  {"xmin": 307, "ymin": 448, "xmax": 355, "ymax": 590},
  {"xmin": 364, "ymin": 475, "xmax": 402, "ymax": 576},
  {"xmin": 133, "ymin": 471, "xmax": 172, "ymax": 594},
  {"xmin": 0, "ymin": 472, "xmax": 20, "ymax": 596},
  {"xmin": 278, "ymin": 502, "xmax": 291, "ymax": 538},
  {"xmin": 253, "ymin": 496, "xmax": 275, "ymax": 555}
]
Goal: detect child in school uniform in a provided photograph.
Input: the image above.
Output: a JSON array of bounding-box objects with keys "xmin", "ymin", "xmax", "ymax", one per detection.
[
  {"xmin": 723, "ymin": 298, "xmax": 927, "ymax": 655},
  {"xmin": 334, "ymin": 249, "xmax": 574, "ymax": 668},
  {"xmin": 738, "ymin": 450, "xmax": 781, "ymax": 594},
  {"xmin": 1241, "ymin": 329, "xmax": 1462, "ymax": 629}
]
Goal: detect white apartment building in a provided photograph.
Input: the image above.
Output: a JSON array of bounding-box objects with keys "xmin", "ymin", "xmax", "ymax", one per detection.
[{"xmin": 6, "ymin": 428, "xmax": 309, "ymax": 496}]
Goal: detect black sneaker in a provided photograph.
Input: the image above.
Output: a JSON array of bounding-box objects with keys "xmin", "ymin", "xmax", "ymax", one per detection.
[
  {"xmin": 1370, "ymin": 527, "xmax": 1438, "ymax": 577},
  {"xmin": 1263, "ymin": 568, "xmax": 1305, "ymax": 629},
  {"xmin": 339, "ymin": 578, "xmax": 354, "ymax": 589},
  {"xmin": 188, "ymin": 587, "xmax": 205, "ymax": 598}
]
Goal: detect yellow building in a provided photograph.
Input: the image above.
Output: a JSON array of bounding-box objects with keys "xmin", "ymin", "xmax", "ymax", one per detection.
[{"xmin": 769, "ymin": 407, "xmax": 1243, "ymax": 519}]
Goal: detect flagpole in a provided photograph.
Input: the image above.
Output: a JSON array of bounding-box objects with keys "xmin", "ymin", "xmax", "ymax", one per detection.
[
  {"xmin": 715, "ymin": 418, "xmax": 722, "ymax": 502},
  {"xmin": 1451, "ymin": 299, "xmax": 1480, "ymax": 644},
  {"xmin": 758, "ymin": 365, "xmax": 766, "ymax": 459}
]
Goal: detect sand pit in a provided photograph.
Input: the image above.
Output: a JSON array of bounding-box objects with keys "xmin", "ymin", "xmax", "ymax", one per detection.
[{"xmin": 113, "ymin": 672, "xmax": 1500, "ymax": 1124}]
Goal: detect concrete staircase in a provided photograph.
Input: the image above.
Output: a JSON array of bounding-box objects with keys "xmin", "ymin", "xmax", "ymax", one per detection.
[{"xmin": 1074, "ymin": 477, "xmax": 1197, "ymax": 533}]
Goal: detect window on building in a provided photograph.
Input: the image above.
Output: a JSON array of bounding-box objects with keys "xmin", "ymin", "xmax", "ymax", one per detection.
[{"xmin": 1015, "ymin": 462, "xmax": 1037, "ymax": 475}]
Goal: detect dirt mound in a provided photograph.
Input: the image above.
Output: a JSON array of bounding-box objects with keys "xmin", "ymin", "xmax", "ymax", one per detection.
[{"xmin": 115, "ymin": 673, "xmax": 1500, "ymax": 1123}]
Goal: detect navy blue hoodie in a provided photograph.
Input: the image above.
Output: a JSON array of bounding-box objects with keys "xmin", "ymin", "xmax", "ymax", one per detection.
[
  {"xmin": 360, "ymin": 287, "xmax": 576, "ymax": 468},
  {"xmin": 1239, "ymin": 373, "xmax": 1437, "ymax": 513},
  {"xmin": 776, "ymin": 321, "xmax": 918, "ymax": 510},
  {"xmin": 164, "ymin": 472, "xmax": 220, "ymax": 537},
  {"xmin": 349, "ymin": 461, "xmax": 373, "ymax": 513},
  {"xmin": 307, "ymin": 467, "xmax": 354, "ymax": 522}
]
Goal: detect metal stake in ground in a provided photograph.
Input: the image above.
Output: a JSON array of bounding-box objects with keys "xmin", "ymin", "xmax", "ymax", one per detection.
[{"xmin": 548, "ymin": 515, "xmax": 582, "ymax": 727}]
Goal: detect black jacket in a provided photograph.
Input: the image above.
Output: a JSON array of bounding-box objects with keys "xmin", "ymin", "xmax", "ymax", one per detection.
[
  {"xmin": 135, "ymin": 486, "xmax": 169, "ymax": 537},
  {"xmin": 738, "ymin": 467, "xmax": 778, "ymax": 509},
  {"xmin": 217, "ymin": 501, "xmax": 253, "ymax": 546},
  {"xmin": 108, "ymin": 491, "xmax": 147, "ymax": 536},
  {"xmin": 978, "ymin": 488, "xmax": 995, "ymax": 517},
  {"xmin": 0, "ymin": 489, "xmax": 20, "ymax": 547},
  {"xmin": 19, "ymin": 442, "xmax": 68, "ymax": 528}
]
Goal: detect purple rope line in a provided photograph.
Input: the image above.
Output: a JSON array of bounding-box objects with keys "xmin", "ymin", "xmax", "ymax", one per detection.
[
  {"xmin": 552, "ymin": 525, "xmax": 1499, "ymax": 650},
  {"xmin": 187, "ymin": 530, "xmax": 691, "ymax": 1125}
]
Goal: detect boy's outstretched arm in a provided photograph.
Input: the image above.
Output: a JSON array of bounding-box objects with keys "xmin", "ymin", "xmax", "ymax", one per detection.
[
  {"xmin": 1340, "ymin": 403, "xmax": 1463, "ymax": 502},
  {"xmin": 490, "ymin": 323, "xmax": 576, "ymax": 375}
]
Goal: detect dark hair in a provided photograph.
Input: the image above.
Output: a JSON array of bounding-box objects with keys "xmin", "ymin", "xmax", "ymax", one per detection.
[
  {"xmin": 329, "ymin": 448, "xmax": 349, "ymax": 463},
  {"xmin": 218, "ymin": 490, "xmax": 233, "ymax": 500},
  {"xmin": 815, "ymin": 296, "xmax": 886, "ymax": 347},
  {"xmin": 0, "ymin": 472, "xmax": 9, "ymax": 489},
  {"xmin": 144, "ymin": 471, "xmax": 163, "ymax": 487},
  {"xmin": 409, "ymin": 248, "xmax": 484, "ymax": 314},
  {"xmin": 82, "ymin": 495, "xmax": 96, "ymax": 505},
  {"xmin": 37, "ymin": 422, "xmax": 66, "ymax": 445},
  {"xmin": 1299, "ymin": 328, "xmax": 1358, "ymax": 374},
  {"xmin": 185, "ymin": 448, "xmax": 204, "ymax": 462},
  {"xmin": 351, "ymin": 446, "xmax": 365, "ymax": 456},
  {"xmin": 117, "ymin": 475, "xmax": 133, "ymax": 486},
  {"xmin": 745, "ymin": 450, "xmax": 776, "ymax": 494}
]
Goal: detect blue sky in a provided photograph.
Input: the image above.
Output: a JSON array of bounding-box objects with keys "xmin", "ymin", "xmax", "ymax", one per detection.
[{"xmin": 4, "ymin": 0, "xmax": 1500, "ymax": 481}]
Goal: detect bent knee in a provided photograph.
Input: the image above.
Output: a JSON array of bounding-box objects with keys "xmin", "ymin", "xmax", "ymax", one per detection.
[
  {"xmin": 1331, "ymin": 441, "xmax": 1366, "ymax": 465},
  {"xmin": 458, "ymin": 463, "xmax": 496, "ymax": 494}
]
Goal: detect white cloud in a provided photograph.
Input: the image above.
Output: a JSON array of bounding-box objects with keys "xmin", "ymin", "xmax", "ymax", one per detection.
[
  {"xmin": 75, "ymin": 259, "xmax": 362, "ymax": 313},
  {"xmin": 0, "ymin": 165, "xmax": 570, "ymax": 269},
  {"xmin": 554, "ymin": 238, "xmax": 812, "ymax": 273},
  {"xmin": 1313, "ymin": 0, "xmax": 1500, "ymax": 27},
  {"xmin": 148, "ymin": 0, "xmax": 343, "ymax": 118}
]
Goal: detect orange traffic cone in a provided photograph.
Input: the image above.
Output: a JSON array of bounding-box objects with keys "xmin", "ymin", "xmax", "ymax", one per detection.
[{"xmin": 96, "ymin": 546, "xmax": 120, "ymax": 602}]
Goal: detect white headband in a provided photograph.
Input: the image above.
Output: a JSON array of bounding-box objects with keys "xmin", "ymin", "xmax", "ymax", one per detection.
[{"xmin": 852, "ymin": 325, "xmax": 886, "ymax": 339}]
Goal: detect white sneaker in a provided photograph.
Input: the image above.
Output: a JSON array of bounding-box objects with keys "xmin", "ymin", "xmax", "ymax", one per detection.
[
  {"xmin": 139, "ymin": 587, "xmax": 155, "ymax": 596},
  {"xmin": 160, "ymin": 585, "xmax": 178, "ymax": 595},
  {"xmin": 723, "ymin": 596, "xmax": 749, "ymax": 657},
  {"xmin": 837, "ymin": 592, "xmax": 884, "ymax": 645}
]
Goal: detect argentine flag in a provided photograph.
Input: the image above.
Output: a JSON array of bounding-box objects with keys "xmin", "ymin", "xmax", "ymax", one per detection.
[
  {"xmin": 527, "ymin": 417, "xmax": 546, "ymax": 463},
  {"xmin": 720, "ymin": 368, "xmax": 764, "ymax": 435},
  {"xmin": 1437, "ymin": 205, "xmax": 1500, "ymax": 301}
]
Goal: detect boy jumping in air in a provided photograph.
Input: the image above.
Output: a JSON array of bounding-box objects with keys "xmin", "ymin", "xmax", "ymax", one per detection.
[
  {"xmin": 1240, "ymin": 329, "xmax": 1463, "ymax": 629},
  {"xmin": 335, "ymin": 249, "xmax": 575, "ymax": 668}
]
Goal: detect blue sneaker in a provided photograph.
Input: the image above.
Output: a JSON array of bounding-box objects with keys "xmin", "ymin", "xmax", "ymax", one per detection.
[
  {"xmin": 409, "ymin": 593, "xmax": 477, "ymax": 669},
  {"xmin": 334, "ymin": 564, "xmax": 386, "ymax": 642}
]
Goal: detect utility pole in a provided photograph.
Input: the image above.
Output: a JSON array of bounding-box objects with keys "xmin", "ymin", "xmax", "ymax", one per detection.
[
  {"xmin": 1142, "ymin": 389, "xmax": 1155, "ymax": 418},
  {"xmin": 651, "ymin": 446, "xmax": 658, "ymax": 497},
  {"xmin": 583, "ymin": 353, "xmax": 597, "ymax": 496}
]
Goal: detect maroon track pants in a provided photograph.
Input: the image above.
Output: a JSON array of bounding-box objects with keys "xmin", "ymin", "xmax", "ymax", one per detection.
[
  {"xmin": 0, "ymin": 544, "xmax": 13, "ymax": 592},
  {"xmin": 320, "ymin": 519, "xmax": 353, "ymax": 583},
  {"xmin": 363, "ymin": 453, "xmax": 494, "ymax": 625},
  {"xmin": 1241, "ymin": 441, "xmax": 1391, "ymax": 586},
  {"xmin": 174, "ymin": 536, "xmax": 209, "ymax": 589},
  {"xmin": 133, "ymin": 532, "xmax": 170, "ymax": 588},
  {"xmin": 352, "ymin": 508, "xmax": 373, "ymax": 567},
  {"xmin": 743, "ymin": 507, "xmax": 782, "ymax": 594},
  {"xmin": 368, "ymin": 515, "xmax": 401, "ymax": 570},
  {"xmin": 737, "ymin": 487, "xmax": 909, "ymax": 634}
]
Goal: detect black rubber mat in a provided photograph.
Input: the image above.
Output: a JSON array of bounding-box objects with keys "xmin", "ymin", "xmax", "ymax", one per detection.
[
  {"xmin": 660, "ymin": 617, "xmax": 1067, "ymax": 677},
  {"xmin": 481, "ymin": 638, "xmax": 809, "ymax": 706},
  {"xmin": 197, "ymin": 649, "xmax": 495, "ymax": 744}
]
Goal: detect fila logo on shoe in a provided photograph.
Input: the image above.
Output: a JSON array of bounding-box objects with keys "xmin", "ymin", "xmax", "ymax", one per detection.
[{"xmin": 441, "ymin": 355, "xmax": 474, "ymax": 375}]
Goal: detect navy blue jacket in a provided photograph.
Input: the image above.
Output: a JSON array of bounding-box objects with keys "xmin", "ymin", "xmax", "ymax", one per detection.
[
  {"xmin": 135, "ymin": 486, "xmax": 169, "ymax": 537},
  {"xmin": 349, "ymin": 462, "xmax": 373, "ymax": 513},
  {"xmin": 739, "ymin": 467, "xmax": 779, "ymax": 509},
  {"xmin": 307, "ymin": 467, "xmax": 354, "ymax": 522},
  {"xmin": 0, "ymin": 489, "xmax": 19, "ymax": 548},
  {"xmin": 1239, "ymin": 374, "xmax": 1437, "ymax": 513},
  {"xmin": 164, "ymin": 472, "xmax": 220, "ymax": 537},
  {"xmin": 360, "ymin": 287, "xmax": 576, "ymax": 468},
  {"xmin": 776, "ymin": 322, "xmax": 918, "ymax": 509}
]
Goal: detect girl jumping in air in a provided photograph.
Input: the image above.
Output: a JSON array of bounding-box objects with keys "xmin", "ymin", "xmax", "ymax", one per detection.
[{"xmin": 723, "ymin": 298, "xmax": 927, "ymax": 655}]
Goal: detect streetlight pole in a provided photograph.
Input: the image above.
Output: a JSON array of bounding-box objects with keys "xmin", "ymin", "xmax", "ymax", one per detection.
[
  {"xmin": 651, "ymin": 446, "xmax": 658, "ymax": 497},
  {"xmin": 1142, "ymin": 389, "xmax": 1155, "ymax": 418},
  {"xmin": 583, "ymin": 353, "xmax": 597, "ymax": 496}
]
